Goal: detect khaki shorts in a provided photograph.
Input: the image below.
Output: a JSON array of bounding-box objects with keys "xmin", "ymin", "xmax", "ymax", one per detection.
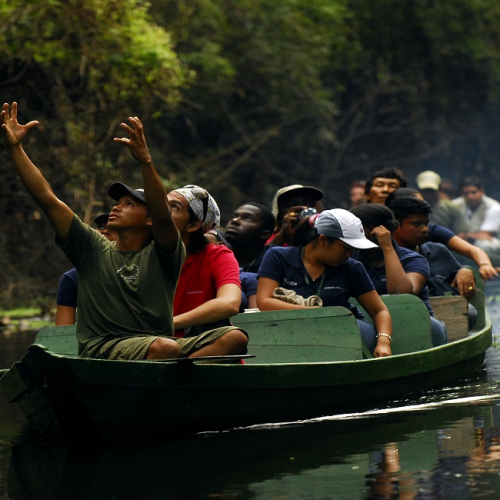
[{"xmin": 81, "ymin": 326, "xmax": 245, "ymax": 360}]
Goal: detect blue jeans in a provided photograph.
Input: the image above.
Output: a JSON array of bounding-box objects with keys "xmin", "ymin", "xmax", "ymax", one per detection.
[
  {"xmin": 430, "ymin": 316, "xmax": 448, "ymax": 347},
  {"xmin": 468, "ymin": 303, "xmax": 478, "ymax": 330},
  {"xmin": 357, "ymin": 319, "xmax": 377, "ymax": 354}
]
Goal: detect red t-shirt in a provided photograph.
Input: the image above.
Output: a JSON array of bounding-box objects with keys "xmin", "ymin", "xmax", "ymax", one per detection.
[{"xmin": 173, "ymin": 243, "xmax": 241, "ymax": 337}]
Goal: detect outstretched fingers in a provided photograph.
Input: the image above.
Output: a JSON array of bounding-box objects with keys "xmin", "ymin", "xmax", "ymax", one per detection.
[
  {"xmin": 0, "ymin": 102, "xmax": 40, "ymax": 146},
  {"xmin": 114, "ymin": 115, "xmax": 151, "ymax": 165},
  {"xmin": 11, "ymin": 101, "xmax": 17, "ymax": 121},
  {"xmin": 1, "ymin": 103, "xmax": 11, "ymax": 125}
]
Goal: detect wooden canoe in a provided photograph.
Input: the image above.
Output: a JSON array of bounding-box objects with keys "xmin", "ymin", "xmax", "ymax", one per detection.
[{"xmin": 0, "ymin": 292, "xmax": 492, "ymax": 442}]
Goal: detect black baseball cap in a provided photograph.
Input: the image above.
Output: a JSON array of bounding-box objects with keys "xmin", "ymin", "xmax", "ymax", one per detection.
[
  {"xmin": 93, "ymin": 213, "xmax": 110, "ymax": 226},
  {"xmin": 108, "ymin": 182, "xmax": 146, "ymax": 203}
]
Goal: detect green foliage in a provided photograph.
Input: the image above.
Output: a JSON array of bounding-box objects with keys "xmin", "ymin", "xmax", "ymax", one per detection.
[
  {"xmin": 0, "ymin": 0, "xmax": 191, "ymax": 302},
  {"xmin": 1, "ymin": 0, "xmax": 189, "ymax": 102},
  {"xmin": 3, "ymin": 0, "xmax": 500, "ymax": 302}
]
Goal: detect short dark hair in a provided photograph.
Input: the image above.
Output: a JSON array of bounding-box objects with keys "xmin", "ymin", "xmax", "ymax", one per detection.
[
  {"xmin": 385, "ymin": 188, "xmax": 420, "ymax": 209},
  {"xmin": 365, "ymin": 167, "xmax": 408, "ymax": 194},
  {"xmin": 245, "ymin": 202, "xmax": 276, "ymax": 233},
  {"xmin": 350, "ymin": 204, "xmax": 399, "ymax": 233},
  {"xmin": 390, "ymin": 197, "xmax": 432, "ymax": 224},
  {"xmin": 460, "ymin": 176, "xmax": 483, "ymax": 191}
]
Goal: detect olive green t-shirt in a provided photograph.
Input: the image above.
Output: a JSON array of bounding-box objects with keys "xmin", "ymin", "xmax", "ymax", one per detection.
[{"xmin": 58, "ymin": 215, "xmax": 185, "ymax": 351}]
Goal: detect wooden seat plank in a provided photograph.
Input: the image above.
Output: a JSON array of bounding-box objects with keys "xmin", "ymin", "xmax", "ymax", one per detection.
[{"xmin": 232, "ymin": 307, "xmax": 363, "ymax": 363}]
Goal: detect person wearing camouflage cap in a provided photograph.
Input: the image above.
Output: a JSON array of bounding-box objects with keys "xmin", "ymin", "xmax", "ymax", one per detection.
[{"xmin": 167, "ymin": 185, "xmax": 249, "ymax": 348}]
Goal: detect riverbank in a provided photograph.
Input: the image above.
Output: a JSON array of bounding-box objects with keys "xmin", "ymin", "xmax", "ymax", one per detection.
[{"xmin": 0, "ymin": 307, "xmax": 54, "ymax": 334}]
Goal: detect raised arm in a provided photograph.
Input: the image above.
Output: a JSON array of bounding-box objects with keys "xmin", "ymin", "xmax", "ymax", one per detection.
[
  {"xmin": 372, "ymin": 226, "xmax": 426, "ymax": 294},
  {"xmin": 114, "ymin": 117, "xmax": 178, "ymax": 252},
  {"xmin": 1, "ymin": 102, "xmax": 73, "ymax": 240}
]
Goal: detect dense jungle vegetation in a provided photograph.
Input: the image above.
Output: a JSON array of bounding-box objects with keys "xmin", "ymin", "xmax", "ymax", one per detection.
[{"xmin": 2, "ymin": 0, "xmax": 500, "ymax": 307}]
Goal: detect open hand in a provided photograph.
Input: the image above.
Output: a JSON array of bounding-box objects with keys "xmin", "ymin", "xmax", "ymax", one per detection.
[
  {"xmin": 0, "ymin": 102, "xmax": 39, "ymax": 148},
  {"xmin": 114, "ymin": 116, "xmax": 153, "ymax": 166},
  {"xmin": 478, "ymin": 264, "xmax": 500, "ymax": 281}
]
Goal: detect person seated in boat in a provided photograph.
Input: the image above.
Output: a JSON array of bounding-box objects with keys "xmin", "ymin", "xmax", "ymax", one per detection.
[
  {"xmin": 364, "ymin": 167, "xmax": 408, "ymax": 205},
  {"xmin": 224, "ymin": 202, "xmax": 275, "ymax": 273},
  {"xmin": 205, "ymin": 214, "xmax": 262, "ymax": 312},
  {"xmin": 55, "ymin": 213, "xmax": 118, "ymax": 326},
  {"xmin": 168, "ymin": 185, "xmax": 249, "ymax": 342},
  {"xmin": 385, "ymin": 188, "xmax": 500, "ymax": 281},
  {"xmin": 239, "ymin": 271, "xmax": 258, "ymax": 311},
  {"xmin": 390, "ymin": 196, "xmax": 477, "ymax": 328},
  {"xmin": 268, "ymin": 184, "xmax": 324, "ymax": 246},
  {"xmin": 257, "ymin": 209, "xmax": 393, "ymax": 357},
  {"xmin": 350, "ymin": 204, "xmax": 447, "ymax": 347},
  {"xmin": 0, "ymin": 102, "xmax": 247, "ymax": 360}
]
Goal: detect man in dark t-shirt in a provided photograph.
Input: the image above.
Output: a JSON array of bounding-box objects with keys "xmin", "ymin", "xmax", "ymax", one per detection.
[{"xmin": 1, "ymin": 102, "xmax": 245, "ymax": 360}]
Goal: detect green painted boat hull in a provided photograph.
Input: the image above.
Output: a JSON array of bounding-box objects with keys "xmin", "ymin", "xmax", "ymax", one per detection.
[{"xmin": 1, "ymin": 295, "xmax": 493, "ymax": 442}]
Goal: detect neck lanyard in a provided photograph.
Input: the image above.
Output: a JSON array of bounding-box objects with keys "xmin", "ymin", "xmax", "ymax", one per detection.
[
  {"xmin": 301, "ymin": 246, "xmax": 326, "ymax": 297},
  {"xmin": 303, "ymin": 268, "xmax": 326, "ymax": 297}
]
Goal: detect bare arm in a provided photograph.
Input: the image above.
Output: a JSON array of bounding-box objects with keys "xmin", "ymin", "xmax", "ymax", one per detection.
[
  {"xmin": 113, "ymin": 117, "xmax": 178, "ymax": 252},
  {"xmin": 357, "ymin": 291, "xmax": 392, "ymax": 357},
  {"xmin": 1, "ymin": 102, "xmax": 73, "ymax": 240},
  {"xmin": 55, "ymin": 305, "xmax": 76, "ymax": 326},
  {"xmin": 256, "ymin": 277, "xmax": 309, "ymax": 310},
  {"xmin": 173, "ymin": 283, "xmax": 241, "ymax": 329},
  {"xmin": 372, "ymin": 226, "xmax": 425, "ymax": 294},
  {"xmin": 447, "ymin": 235, "xmax": 500, "ymax": 280},
  {"xmin": 248, "ymin": 294, "xmax": 258, "ymax": 309}
]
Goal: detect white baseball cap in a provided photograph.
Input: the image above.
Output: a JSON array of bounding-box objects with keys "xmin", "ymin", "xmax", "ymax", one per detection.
[
  {"xmin": 313, "ymin": 209, "xmax": 378, "ymax": 249},
  {"xmin": 416, "ymin": 170, "xmax": 441, "ymax": 191}
]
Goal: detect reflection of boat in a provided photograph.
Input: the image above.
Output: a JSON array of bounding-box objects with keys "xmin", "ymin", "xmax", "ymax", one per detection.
[
  {"xmin": 0, "ymin": 291, "xmax": 492, "ymax": 442},
  {"xmin": 7, "ymin": 400, "xmax": 495, "ymax": 500}
]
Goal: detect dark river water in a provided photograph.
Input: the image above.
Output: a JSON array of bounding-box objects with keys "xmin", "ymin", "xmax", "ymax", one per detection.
[{"xmin": 3, "ymin": 283, "xmax": 500, "ymax": 499}]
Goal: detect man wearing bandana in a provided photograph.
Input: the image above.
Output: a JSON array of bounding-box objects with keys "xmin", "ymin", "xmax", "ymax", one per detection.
[{"xmin": 167, "ymin": 185, "xmax": 249, "ymax": 354}]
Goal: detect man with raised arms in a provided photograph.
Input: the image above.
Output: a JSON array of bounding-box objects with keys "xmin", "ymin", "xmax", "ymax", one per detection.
[{"xmin": 1, "ymin": 102, "xmax": 244, "ymax": 360}]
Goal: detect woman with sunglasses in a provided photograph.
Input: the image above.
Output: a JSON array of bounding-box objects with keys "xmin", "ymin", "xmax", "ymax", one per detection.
[{"xmin": 167, "ymin": 185, "xmax": 248, "ymax": 355}]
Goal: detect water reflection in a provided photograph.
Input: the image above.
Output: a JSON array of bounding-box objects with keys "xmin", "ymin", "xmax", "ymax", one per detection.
[
  {"xmin": 2, "ymin": 281, "xmax": 500, "ymax": 498},
  {"xmin": 5, "ymin": 403, "xmax": 500, "ymax": 499}
]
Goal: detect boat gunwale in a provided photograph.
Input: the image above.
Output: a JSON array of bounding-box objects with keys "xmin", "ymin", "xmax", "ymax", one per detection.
[
  {"xmin": 36, "ymin": 311, "xmax": 492, "ymax": 367},
  {"xmin": 11, "ymin": 312, "xmax": 489, "ymax": 393}
]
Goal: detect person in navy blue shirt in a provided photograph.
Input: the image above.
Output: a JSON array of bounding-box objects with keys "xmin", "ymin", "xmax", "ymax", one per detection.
[
  {"xmin": 239, "ymin": 271, "xmax": 258, "ymax": 311},
  {"xmin": 257, "ymin": 209, "xmax": 393, "ymax": 357},
  {"xmin": 350, "ymin": 203, "xmax": 447, "ymax": 347},
  {"xmin": 390, "ymin": 196, "xmax": 477, "ymax": 328},
  {"xmin": 386, "ymin": 188, "xmax": 500, "ymax": 281}
]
